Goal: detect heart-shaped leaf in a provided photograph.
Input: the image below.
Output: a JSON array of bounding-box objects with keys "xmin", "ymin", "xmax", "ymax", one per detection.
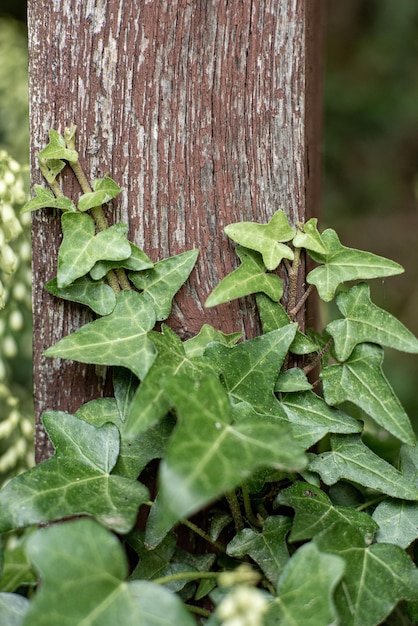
[
  {"xmin": 321, "ymin": 343, "xmax": 415, "ymax": 444},
  {"xmin": 326, "ymin": 282, "xmax": 418, "ymax": 360},
  {"xmin": 45, "ymin": 275, "xmax": 117, "ymax": 316},
  {"xmin": 21, "ymin": 185, "xmax": 76, "ymax": 214},
  {"xmin": 38, "ymin": 129, "xmax": 78, "ymax": 163},
  {"xmin": 44, "ymin": 290, "xmax": 157, "ymax": 380},
  {"xmin": 23, "ymin": 519, "xmax": 195, "ymax": 626},
  {"xmin": 129, "ymin": 249, "xmax": 199, "ymax": 321},
  {"xmin": 224, "ymin": 210, "xmax": 295, "ymax": 270},
  {"xmin": 205, "ymin": 247, "xmax": 283, "ymax": 307},
  {"xmin": 77, "ymin": 174, "xmax": 121, "ymax": 212},
  {"xmin": 57, "ymin": 213, "xmax": 131, "ymax": 288},
  {"xmin": 0, "ymin": 411, "xmax": 149, "ymax": 534},
  {"xmin": 292, "ymin": 218, "xmax": 328, "ymax": 255},
  {"xmin": 90, "ymin": 242, "xmax": 154, "ymax": 279},
  {"xmin": 306, "ymin": 229, "xmax": 404, "ymax": 301}
]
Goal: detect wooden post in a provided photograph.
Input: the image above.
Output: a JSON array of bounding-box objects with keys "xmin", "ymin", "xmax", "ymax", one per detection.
[{"xmin": 27, "ymin": 0, "xmax": 323, "ymax": 462}]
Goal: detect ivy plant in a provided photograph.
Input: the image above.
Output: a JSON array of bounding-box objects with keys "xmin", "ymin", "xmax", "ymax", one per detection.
[{"xmin": 1, "ymin": 126, "xmax": 418, "ymax": 625}]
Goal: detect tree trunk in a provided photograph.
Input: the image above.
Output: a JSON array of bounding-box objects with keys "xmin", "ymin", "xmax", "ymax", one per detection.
[{"xmin": 27, "ymin": 0, "xmax": 323, "ymax": 462}]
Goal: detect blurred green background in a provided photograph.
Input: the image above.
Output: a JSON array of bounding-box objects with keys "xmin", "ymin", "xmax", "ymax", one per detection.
[{"xmin": 0, "ymin": 1, "xmax": 417, "ymax": 473}]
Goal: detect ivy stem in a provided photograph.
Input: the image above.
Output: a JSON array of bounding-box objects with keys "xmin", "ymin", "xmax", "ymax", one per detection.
[
  {"xmin": 303, "ymin": 337, "xmax": 334, "ymax": 375},
  {"xmin": 225, "ymin": 491, "xmax": 244, "ymax": 533},
  {"xmin": 181, "ymin": 518, "xmax": 227, "ymax": 553},
  {"xmin": 287, "ymin": 247, "xmax": 301, "ymax": 314},
  {"xmin": 39, "ymin": 158, "xmax": 63, "ymax": 197},
  {"xmin": 153, "ymin": 570, "xmax": 219, "ymax": 586},
  {"xmin": 242, "ymin": 483, "xmax": 263, "ymax": 528},
  {"xmin": 289, "ymin": 284, "xmax": 314, "ymax": 319},
  {"xmin": 356, "ymin": 495, "xmax": 386, "ymax": 512},
  {"xmin": 186, "ymin": 605, "xmax": 211, "ymax": 618}
]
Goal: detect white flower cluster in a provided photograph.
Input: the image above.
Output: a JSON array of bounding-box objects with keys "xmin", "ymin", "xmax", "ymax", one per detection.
[
  {"xmin": 0, "ymin": 151, "xmax": 34, "ymax": 484},
  {"xmin": 217, "ymin": 586, "xmax": 269, "ymax": 626}
]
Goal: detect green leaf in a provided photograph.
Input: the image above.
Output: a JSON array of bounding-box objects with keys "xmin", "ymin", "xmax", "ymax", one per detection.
[
  {"xmin": 0, "ymin": 593, "xmax": 29, "ymax": 626},
  {"xmin": 314, "ymin": 523, "xmax": 418, "ymax": 626},
  {"xmin": 292, "ymin": 218, "xmax": 328, "ymax": 254},
  {"xmin": 57, "ymin": 213, "xmax": 131, "ymax": 288},
  {"xmin": 146, "ymin": 375, "xmax": 306, "ymax": 546},
  {"xmin": 256, "ymin": 294, "xmax": 317, "ymax": 354},
  {"xmin": 77, "ymin": 174, "xmax": 121, "ymax": 211},
  {"xmin": 44, "ymin": 290, "xmax": 157, "ymax": 380},
  {"xmin": 204, "ymin": 324, "xmax": 297, "ymax": 413},
  {"xmin": 21, "ymin": 185, "xmax": 76, "ymax": 214},
  {"xmin": 90, "ymin": 242, "xmax": 154, "ymax": 279},
  {"xmin": 0, "ymin": 411, "xmax": 149, "ymax": 534},
  {"xmin": 280, "ymin": 390, "xmax": 362, "ymax": 448},
  {"xmin": 129, "ymin": 249, "xmax": 199, "ymax": 321},
  {"xmin": 23, "ymin": 519, "xmax": 195, "ymax": 626},
  {"xmin": 0, "ymin": 545, "xmax": 36, "ymax": 592},
  {"xmin": 38, "ymin": 129, "xmax": 78, "ymax": 163},
  {"xmin": 275, "ymin": 481, "xmax": 378, "ymax": 543},
  {"xmin": 275, "ymin": 368, "xmax": 312, "ymax": 392},
  {"xmin": 266, "ymin": 543, "xmax": 344, "ymax": 626},
  {"xmin": 227, "ymin": 516, "xmax": 291, "ymax": 586},
  {"xmin": 306, "ymin": 229, "xmax": 404, "ymax": 301},
  {"xmin": 45, "ymin": 275, "xmax": 116, "ymax": 316},
  {"xmin": 123, "ymin": 325, "xmax": 214, "ymax": 439},
  {"xmin": 309, "ymin": 434, "xmax": 418, "ymax": 500},
  {"xmin": 224, "ymin": 210, "xmax": 295, "ymax": 270},
  {"xmin": 321, "ymin": 343, "xmax": 415, "ymax": 444},
  {"xmin": 326, "ymin": 282, "xmax": 418, "ymax": 360},
  {"xmin": 205, "ymin": 247, "xmax": 283, "ymax": 307},
  {"xmin": 183, "ymin": 324, "xmax": 242, "ymax": 358},
  {"xmin": 42, "ymin": 158, "xmax": 66, "ymax": 183}
]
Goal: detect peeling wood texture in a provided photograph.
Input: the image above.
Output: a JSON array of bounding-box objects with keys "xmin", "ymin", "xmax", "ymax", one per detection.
[{"xmin": 28, "ymin": 0, "xmax": 324, "ymax": 462}]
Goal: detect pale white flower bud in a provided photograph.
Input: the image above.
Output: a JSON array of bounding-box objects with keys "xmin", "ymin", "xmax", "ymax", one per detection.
[
  {"xmin": 0, "ymin": 245, "xmax": 17, "ymax": 274},
  {"xmin": 3, "ymin": 335, "xmax": 17, "ymax": 358},
  {"xmin": 3, "ymin": 170, "xmax": 15, "ymax": 186},
  {"xmin": 9, "ymin": 309, "xmax": 23, "ymax": 331},
  {"xmin": 217, "ymin": 586, "xmax": 269, "ymax": 626}
]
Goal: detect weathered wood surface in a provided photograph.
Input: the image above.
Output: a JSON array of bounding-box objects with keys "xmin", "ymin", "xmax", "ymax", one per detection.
[{"xmin": 27, "ymin": 0, "xmax": 323, "ymax": 461}]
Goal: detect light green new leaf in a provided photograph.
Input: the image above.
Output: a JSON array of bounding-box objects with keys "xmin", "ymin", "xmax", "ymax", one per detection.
[
  {"xmin": 0, "ymin": 545, "xmax": 36, "ymax": 593},
  {"xmin": 205, "ymin": 247, "xmax": 283, "ymax": 307},
  {"xmin": 44, "ymin": 290, "xmax": 157, "ymax": 380},
  {"xmin": 90, "ymin": 242, "xmax": 154, "ymax": 279},
  {"xmin": 309, "ymin": 434, "xmax": 418, "ymax": 500},
  {"xmin": 256, "ymin": 294, "xmax": 317, "ymax": 354},
  {"xmin": 0, "ymin": 593, "xmax": 29, "ymax": 626},
  {"xmin": 227, "ymin": 516, "xmax": 291, "ymax": 586},
  {"xmin": 321, "ymin": 343, "xmax": 415, "ymax": 444},
  {"xmin": 204, "ymin": 324, "xmax": 297, "ymax": 413},
  {"xmin": 42, "ymin": 158, "xmax": 66, "ymax": 183},
  {"xmin": 314, "ymin": 523, "xmax": 418, "ymax": 626},
  {"xmin": 23, "ymin": 519, "xmax": 195, "ymax": 626},
  {"xmin": 292, "ymin": 218, "xmax": 328, "ymax": 254},
  {"xmin": 266, "ymin": 543, "xmax": 344, "ymax": 626},
  {"xmin": 129, "ymin": 249, "xmax": 199, "ymax": 320},
  {"xmin": 21, "ymin": 185, "xmax": 76, "ymax": 214},
  {"xmin": 326, "ymin": 282, "xmax": 418, "ymax": 360},
  {"xmin": 123, "ymin": 325, "xmax": 214, "ymax": 439},
  {"xmin": 306, "ymin": 229, "xmax": 404, "ymax": 301},
  {"xmin": 57, "ymin": 212, "xmax": 131, "ymax": 288},
  {"xmin": 45, "ymin": 275, "xmax": 116, "ymax": 316},
  {"xmin": 275, "ymin": 481, "xmax": 377, "ymax": 543},
  {"xmin": 280, "ymin": 391, "xmax": 361, "ymax": 448},
  {"xmin": 77, "ymin": 174, "xmax": 121, "ymax": 212},
  {"xmin": 184, "ymin": 324, "xmax": 242, "ymax": 358},
  {"xmin": 224, "ymin": 210, "xmax": 295, "ymax": 270},
  {"xmin": 0, "ymin": 411, "xmax": 149, "ymax": 534},
  {"xmin": 38, "ymin": 129, "xmax": 78, "ymax": 163},
  {"xmin": 145, "ymin": 375, "xmax": 306, "ymax": 546}
]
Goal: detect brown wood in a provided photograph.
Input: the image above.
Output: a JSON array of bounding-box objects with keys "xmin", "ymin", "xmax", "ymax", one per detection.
[{"xmin": 27, "ymin": 0, "xmax": 323, "ymax": 462}]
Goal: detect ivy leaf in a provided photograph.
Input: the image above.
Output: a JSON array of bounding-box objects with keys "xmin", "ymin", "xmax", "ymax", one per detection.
[
  {"xmin": 326, "ymin": 282, "xmax": 418, "ymax": 360},
  {"xmin": 0, "ymin": 593, "xmax": 29, "ymax": 626},
  {"xmin": 44, "ymin": 290, "xmax": 157, "ymax": 380},
  {"xmin": 224, "ymin": 210, "xmax": 295, "ymax": 270},
  {"xmin": 275, "ymin": 368, "xmax": 312, "ymax": 392},
  {"xmin": 227, "ymin": 516, "xmax": 291, "ymax": 586},
  {"xmin": 0, "ymin": 545, "xmax": 36, "ymax": 592},
  {"xmin": 129, "ymin": 249, "xmax": 199, "ymax": 321},
  {"xmin": 23, "ymin": 519, "xmax": 195, "ymax": 626},
  {"xmin": 292, "ymin": 218, "xmax": 328, "ymax": 255},
  {"xmin": 0, "ymin": 411, "xmax": 149, "ymax": 534},
  {"xmin": 280, "ymin": 391, "xmax": 362, "ymax": 448},
  {"xmin": 321, "ymin": 343, "xmax": 415, "ymax": 444},
  {"xmin": 145, "ymin": 375, "xmax": 306, "ymax": 546},
  {"xmin": 21, "ymin": 185, "xmax": 76, "ymax": 214},
  {"xmin": 45, "ymin": 275, "xmax": 117, "ymax": 316},
  {"xmin": 275, "ymin": 481, "xmax": 377, "ymax": 543},
  {"xmin": 306, "ymin": 229, "xmax": 404, "ymax": 301},
  {"xmin": 42, "ymin": 158, "xmax": 66, "ymax": 183},
  {"xmin": 57, "ymin": 213, "xmax": 131, "ymax": 288},
  {"xmin": 77, "ymin": 174, "xmax": 121, "ymax": 212},
  {"xmin": 90, "ymin": 242, "xmax": 154, "ymax": 279},
  {"xmin": 309, "ymin": 434, "xmax": 418, "ymax": 500},
  {"xmin": 123, "ymin": 325, "xmax": 214, "ymax": 439},
  {"xmin": 183, "ymin": 324, "xmax": 242, "ymax": 358},
  {"xmin": 204, "ymin": 324, "xmax": 297, "ymax": 413},
  {"xmin": 38, "ymin": 129, "xmax": 78, "ymax": 163},
  {"xmin": 205, "ymin": 247, "xmax": 283, "ymax": 307},
  {"xmin": 266, "ymin": 543, "xmax": 344, "ymax": 626},
  {"xmin": 314, "ymin": 523, "xmax": 418, "ymax": 626}
]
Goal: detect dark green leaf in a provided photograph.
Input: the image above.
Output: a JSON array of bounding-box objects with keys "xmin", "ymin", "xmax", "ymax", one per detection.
[
  {"xmin": 0, "ymin": 545, "xmax": 36, "ymax": 592},
  {"xmin": 77, "ymin": 174, "xmax": 121, "ymax": 212},
  {"xmin": 21, "ymin": 185, "xmax": 76, "ymax": 214},
  {"xmin": 45, "ymin": 275, "xmax": 116, "ymax": 316},
  {"xmin": 38, "ymin": 129, "xmax": 78, "ymax": 163},
  {"xmin": 183, "ymin": 324, "xmax": 242, "ymax": 358},
  {"xmin": 90, "ymin": 242, "xmax": 154, "ymax": 279},
  {"xmin": 275, "ymin": 368, "xmax": 312, "ymax": 392}
]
